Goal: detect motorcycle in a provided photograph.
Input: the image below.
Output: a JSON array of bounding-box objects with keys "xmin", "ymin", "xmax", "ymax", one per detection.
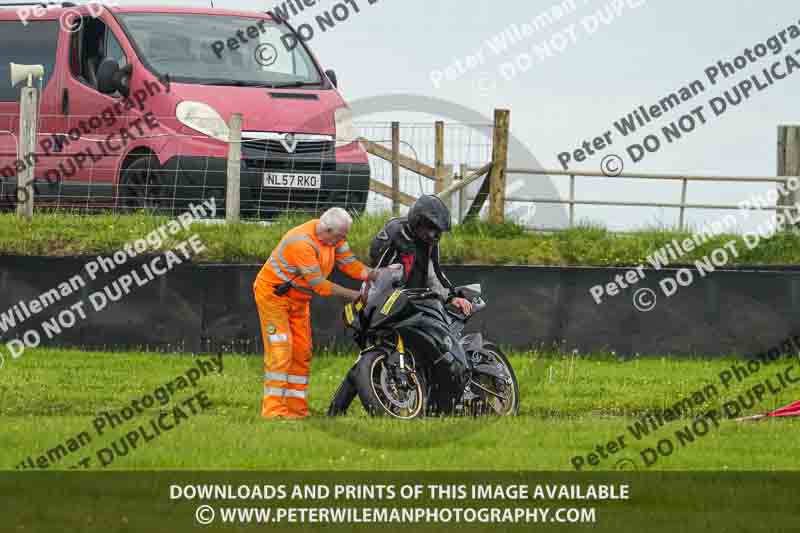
[{"xmin": 328, "ymin": 265, "xmax": 519, "ymax": 419}]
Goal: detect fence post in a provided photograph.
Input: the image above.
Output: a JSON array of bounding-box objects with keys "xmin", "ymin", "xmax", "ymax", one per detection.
[
  {"xmin": 458, "ymin": 163, "xmax": 468, "ymax": 223},
  {"xmin": 226, "ymin": 113, "xmax": 242, "ymax": 222},
  {"xmin": 778, "ymin": 125, "xmax": 800, "ymax": 228},
  {"xmin": 441, "ymin": 163, "xmax": 453, "ymax": 217},
  {"xmin": 489, "ymin": 109, "xmax": 510, "ymax": 224},
  {"xmin": 391, "ymin": 121, "xmax": 400, "ymax": 215},
  {"xmin": 17, "ymin": 86, "xmax": 38, "ymax": 221},
  {"xmin": 435, "ymin": 121, "xmax": 445, "ymax": 194},
  {"xmin": 679, "ymin": 178, "xmax": 688, "ymax": 231},
  {"xmin": 569, "ymin": 174, "xmax": 575, "ymax": 228}
]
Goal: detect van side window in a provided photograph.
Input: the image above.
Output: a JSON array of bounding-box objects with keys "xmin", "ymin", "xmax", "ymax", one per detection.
[
  {"xmin": 0, "ymin": 21, "xmax": 59, "ymax": 101},
  {"xmin": 104, "ymin": 30, "xmax": 128, "ymax": 68},
  {"xmin": 69, "ymin": 17, "xmax": 128, "ymax": 92}
]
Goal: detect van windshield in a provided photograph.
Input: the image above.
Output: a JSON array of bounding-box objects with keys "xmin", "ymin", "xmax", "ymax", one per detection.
[{"xmin": 117, "ymin": 13, "xmax": 323, "ymax": 87}]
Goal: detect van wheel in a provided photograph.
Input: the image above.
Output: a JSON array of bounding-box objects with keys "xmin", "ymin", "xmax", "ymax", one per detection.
[
  {"xmin": 118, "ymin": 155, "xmax": 173, "ymax": 213},
  {"xmin": 323, "ymin": 190, "xmax": 367, "ymax": 214},
  {"xmin": 323, "ymin": 190, "xmax": 348, "ymax": 211}
]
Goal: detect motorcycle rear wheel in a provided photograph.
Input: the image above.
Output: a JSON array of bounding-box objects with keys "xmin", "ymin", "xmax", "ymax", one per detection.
[{"xmin": 470, "ymin": 344, "xmax": 520, "ymax": 416}]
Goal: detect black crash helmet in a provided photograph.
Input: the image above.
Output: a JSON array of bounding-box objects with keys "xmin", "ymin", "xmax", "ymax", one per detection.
[{"xmin": 408, "ymin": 194, "xmax": 451, "ymax": 243}]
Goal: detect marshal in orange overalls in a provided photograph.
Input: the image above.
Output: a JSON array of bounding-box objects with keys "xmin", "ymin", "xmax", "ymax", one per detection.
[{"xmin": 253, "ymin": 219, "xmax": 368, "ymax": 418}]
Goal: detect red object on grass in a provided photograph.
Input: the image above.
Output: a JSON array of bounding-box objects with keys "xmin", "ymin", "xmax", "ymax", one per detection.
[{"xmin": 768, "ymin": 400, "xmax": 800, "ymax": 417}]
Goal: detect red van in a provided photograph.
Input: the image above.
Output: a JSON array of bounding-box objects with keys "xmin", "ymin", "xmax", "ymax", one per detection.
[{"xmin": 0, "ymin": 3, "xmax": 370, "ymax": 217}]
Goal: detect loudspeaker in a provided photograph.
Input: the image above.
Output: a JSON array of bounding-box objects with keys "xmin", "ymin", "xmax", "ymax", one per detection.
[{"xmin": 9, "ymin": 63, "xmax": 44, "ymax": 87}]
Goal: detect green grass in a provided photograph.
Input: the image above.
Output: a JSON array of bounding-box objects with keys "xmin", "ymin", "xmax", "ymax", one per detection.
[
  {"xmin": 3, "ymin": 211, "xmax": 800, "ymax": 265},
  {"xmin": 2, "ymin": 348, "xmax": 798, "ymax": 471}
]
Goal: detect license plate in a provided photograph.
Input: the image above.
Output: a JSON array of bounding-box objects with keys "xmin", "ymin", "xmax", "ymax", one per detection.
[{"xmin": 262, "ymin": 172, "xmax": 321, "ymax": 189}]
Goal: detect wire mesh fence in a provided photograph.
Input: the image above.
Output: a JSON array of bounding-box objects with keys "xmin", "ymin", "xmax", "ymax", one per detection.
[
  {"xmin": 0, "ymin": 111, "xmax": 498, "ymax": 220},
  {"xmin": 0, "ymin": 112, "xmax": 22, "ymax": 210},
  {"xmin": 358, "ymin": 121, "xmax": 494, "ymax": 216}
]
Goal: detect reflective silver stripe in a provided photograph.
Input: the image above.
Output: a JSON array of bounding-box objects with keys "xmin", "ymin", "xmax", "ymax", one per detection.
[
  {"xmin": 269, "ymin": 258, "xmax": 314, "ymax": 295},
  {"xmin": 264, "ymin": 386, "xmax": 307, "ymax": 398},
  {"xmin": 307, "ymin": 275, "xmax": 325, "ymax": 287},
  {"xmin": 273, "ymin": 235, "xmax": 318, "ymax": 275},
  {"xmin": 305, "ymin": 236, "xmax": 321, "ymax": 257},
  {"xmin": 287, "ymin": 374, "xmax": 308, "ymax": 385},
  {"xmin": 265, "ymin": 372, "xmax": 288, "ymax": 382},
  {"xmin": 298, "ymin": 265, "xmax": 321, "ymax": 275},
  {"xmin": 278, "ymin": 235, "xmax": 320, "ymax": 264},
  {"xmin": 273, "ymin": 234, "xmax": 320, "ymax": 295},
  {"xmin": 336, "ymin": 256, "xmax": 356, "ymax": 266},
  {"xmin": 268, "ymin": 257, "xmax": 292, "ymax": 282},
  {"xmin": 335, "ymin": 243, "xmax": 351, "ymax": 254}
]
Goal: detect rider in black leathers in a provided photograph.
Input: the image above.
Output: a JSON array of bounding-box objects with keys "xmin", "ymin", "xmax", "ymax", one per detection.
[{"xmin": 327, "ymin": 195, "xmax": 472, "ymax": 416}]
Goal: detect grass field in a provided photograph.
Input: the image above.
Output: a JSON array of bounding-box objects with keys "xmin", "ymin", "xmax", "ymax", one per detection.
[
  {"xmin": 3, "ymin": 210, "xmax": 800, "ymax": 266},
  {"xmin": 2, "ymin": 348, "xmax": 798, "ymax": 471}
]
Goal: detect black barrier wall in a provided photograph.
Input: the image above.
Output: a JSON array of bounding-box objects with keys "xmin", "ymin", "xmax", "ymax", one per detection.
[{"xmin": 1, "ymin": 255, "xmax": 799, "ymax": 357}]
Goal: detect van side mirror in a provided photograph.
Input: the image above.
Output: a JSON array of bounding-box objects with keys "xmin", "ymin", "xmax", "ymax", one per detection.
[
  {"xmin": 325, "ymin": 69, "xmax": 337, "ymax": 88},
  {"xmin": 97, "ymin": 58, "xmax": 131, "ymax": 97}
]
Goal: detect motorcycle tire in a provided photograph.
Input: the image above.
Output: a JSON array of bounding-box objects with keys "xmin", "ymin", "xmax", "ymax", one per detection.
[
  {"xmin": 477, "ymin": 343, "xmax": 521, "ymax": 416},
  {"xmin": 327, "ymin": 371, "xmax": 358, "ymax": 417},
  {"xmin": 353, "ymin": 350, "xmax": 428, "ymax": 419}
]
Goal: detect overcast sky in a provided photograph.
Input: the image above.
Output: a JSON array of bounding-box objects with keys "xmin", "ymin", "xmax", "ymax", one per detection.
[
  {"xmin": 224, "ymin": 0, "xmax": 800, "ymax": 231},
  {"xmin": 10, "ymin": 0, "xmax": 799, "ymax": 231}
]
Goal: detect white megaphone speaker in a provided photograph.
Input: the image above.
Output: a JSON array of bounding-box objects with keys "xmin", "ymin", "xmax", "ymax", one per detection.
[{"xmin": 10, "ymin": 63, "xmax": 45, "ymax": 88}]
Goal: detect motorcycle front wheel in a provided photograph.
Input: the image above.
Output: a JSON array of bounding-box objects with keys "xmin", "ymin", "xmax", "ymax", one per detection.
[{"xmin": 353, "ymin": 350, "xmax": 427, "ymax": 419}]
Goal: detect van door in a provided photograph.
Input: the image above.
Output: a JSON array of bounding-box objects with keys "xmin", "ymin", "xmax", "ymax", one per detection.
[
  {"xmin": 57, "ymin": 13, "xmax": 131, "ymax": 206},
  {"xmin": 0, "ymin": 19, "xmax": 61, "ymax": 207}
]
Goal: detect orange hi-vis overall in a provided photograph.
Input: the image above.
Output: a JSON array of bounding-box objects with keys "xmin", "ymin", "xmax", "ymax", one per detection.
[{"xmin": 253, "ymin": 219, "xmax": 368, "ymax": 418}]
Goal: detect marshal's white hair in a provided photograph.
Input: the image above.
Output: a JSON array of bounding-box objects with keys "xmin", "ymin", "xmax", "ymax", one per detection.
[{"xmin": 319, "ymin": 207, "xmax": 353, "ymax": 232}]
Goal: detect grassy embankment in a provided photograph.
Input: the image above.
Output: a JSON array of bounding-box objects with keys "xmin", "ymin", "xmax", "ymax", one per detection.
[{"xmin": 1, "ymin": 211, "xmax": 800, "ymax": 265}]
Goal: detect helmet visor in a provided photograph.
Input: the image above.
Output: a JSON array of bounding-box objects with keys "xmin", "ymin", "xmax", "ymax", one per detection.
[{"xmin": 414, "ymin": 217, "xmax": 443, "ymax": 244}]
